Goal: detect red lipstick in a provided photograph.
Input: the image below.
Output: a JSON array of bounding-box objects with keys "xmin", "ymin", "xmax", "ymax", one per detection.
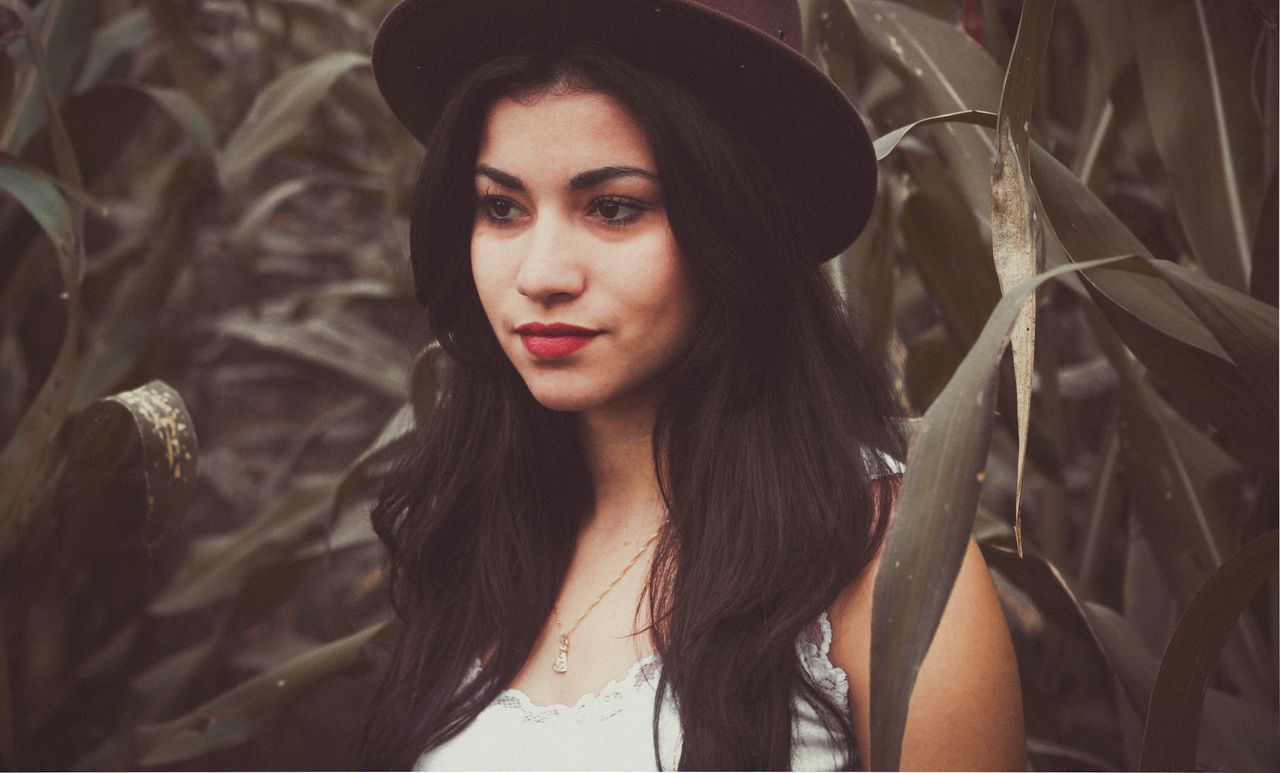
[{"xmin": 516, "ymin": 323, "xmax": 600, "ymax": 359}]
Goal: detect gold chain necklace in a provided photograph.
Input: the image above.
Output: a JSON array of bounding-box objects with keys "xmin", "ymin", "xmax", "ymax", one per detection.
[{"xmin": 552, "ymin": 530, "xmax": 661, "ymax": 674}]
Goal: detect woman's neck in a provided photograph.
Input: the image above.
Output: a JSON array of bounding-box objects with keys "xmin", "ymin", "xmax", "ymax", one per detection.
[{"xmin": 577, "ymin": 392, "xmax": 667, "ymax": 539}]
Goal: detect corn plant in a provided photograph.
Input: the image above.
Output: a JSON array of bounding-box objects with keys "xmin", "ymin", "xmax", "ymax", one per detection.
[{"xmin": 0, "ymin": 0, "xmax": 1275, "ymax": 770}]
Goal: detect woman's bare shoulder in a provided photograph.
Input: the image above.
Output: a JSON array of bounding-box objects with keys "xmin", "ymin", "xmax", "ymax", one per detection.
[{"xmin": 828, "ymin": 479, "xmax": 1027, "ymax": 770}]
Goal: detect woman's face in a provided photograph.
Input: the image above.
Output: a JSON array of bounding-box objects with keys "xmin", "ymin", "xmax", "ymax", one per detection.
[{"xmin": 470, "ymin": 88, "xmax": 698, "ymax": 415}]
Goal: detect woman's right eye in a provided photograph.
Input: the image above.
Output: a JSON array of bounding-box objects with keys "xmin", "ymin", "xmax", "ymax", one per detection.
[{"xmin": 478, "ymin": 195, "xmax": 521, "ymax": 224}]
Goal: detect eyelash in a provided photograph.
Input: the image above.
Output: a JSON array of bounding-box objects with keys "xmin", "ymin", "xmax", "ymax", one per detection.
[{"xmin": 475, "ymin": 192, "xmax": 646, "ymax": 227}]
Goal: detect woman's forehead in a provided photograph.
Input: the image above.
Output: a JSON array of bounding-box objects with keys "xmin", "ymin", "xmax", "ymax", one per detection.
[{"xmin": 475, "ymin": 89, "xmax": 657, "ymax": 179}]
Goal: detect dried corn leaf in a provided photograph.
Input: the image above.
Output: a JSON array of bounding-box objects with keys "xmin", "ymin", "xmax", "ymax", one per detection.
[
  {"xmin": 64, "ymin": 380, "xmax": 199, "ymax": 549},
  {"xmin": 990, "ymin": 0, "xmax": 1054, "ymax": 551}
]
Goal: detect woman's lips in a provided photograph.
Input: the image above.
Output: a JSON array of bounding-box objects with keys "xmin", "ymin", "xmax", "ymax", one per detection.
[{"xmin": 515, "ymin": 323, "xmax": 600, "ymax": 360}]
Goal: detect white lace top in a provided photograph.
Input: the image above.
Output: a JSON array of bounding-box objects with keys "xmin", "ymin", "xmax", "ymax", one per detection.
[{"xmin": 414, "ymin": 612, "xmax": 853, "ymax": 771}]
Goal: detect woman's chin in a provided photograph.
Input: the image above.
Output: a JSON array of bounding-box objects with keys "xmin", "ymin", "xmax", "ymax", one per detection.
[{"xmin": 524, "ymin": 384, "xmax": 603, "ymax": 413}]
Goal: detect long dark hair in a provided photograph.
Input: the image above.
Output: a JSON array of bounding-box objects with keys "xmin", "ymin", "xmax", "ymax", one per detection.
[{"xmin": 361, "ymin": 45, "xmax": 903, "ymax": 770}]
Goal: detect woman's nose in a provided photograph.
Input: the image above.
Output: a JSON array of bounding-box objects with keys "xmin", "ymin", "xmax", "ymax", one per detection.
[{"xmin": 515, "ymin": 214, "xmax": 586, "ymax": 304}]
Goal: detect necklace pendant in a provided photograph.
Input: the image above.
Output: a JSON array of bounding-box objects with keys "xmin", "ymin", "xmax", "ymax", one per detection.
[{"xmin": 552, "ymin": 636, "xmax": 569, "ymax": 673}]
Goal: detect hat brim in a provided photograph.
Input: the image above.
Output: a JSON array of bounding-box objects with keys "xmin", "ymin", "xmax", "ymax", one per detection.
[{"xmin": 372, "ymin": 0, "xmax": 877, "ymax": 262}]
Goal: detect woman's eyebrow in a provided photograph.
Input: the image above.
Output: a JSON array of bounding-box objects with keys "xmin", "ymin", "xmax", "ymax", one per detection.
[
  {"xmin": 475, "ymin": 164, "xmax": 524, "ymax": 190},
  {"xmin": 568, "ymin": 166, "xmax": 657, "ymax": 190},
  {"xmin": 474, "ymin": 164, "xmax": 657, "ymax": 192}
]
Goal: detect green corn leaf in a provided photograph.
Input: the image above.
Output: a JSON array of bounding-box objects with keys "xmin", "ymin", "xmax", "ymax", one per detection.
[
  {"xmin": 137, "ymin": 83, "xmax": 216, "ymax": 155},
  {"xmin": 320, "ymin": 400, "xmax": 416, "ymax": 555},
  {"xmin": 0, "ymin": 616, "xmax": 11, "ymax": 767},
  {"xmin": 1250, "ymin": 174, "xmax": 1276, "ymax": 304},
  {"xmin": 1068, "ymin": 1, "xmax": 1133, "ymax": 186},
  {"xmin": 73, "ymin": 8, "xmax": 151, "ymax": 93},
  {"xmin": 0, "ymin": 0, "xmax": 83, "ymax": 559},
  {"xmin": 869, "ymin": 255, "xmax": 1128, "ymax": 771},
  {"xmin": 1150, "ymin": 260, "xmax": 1278, "ymax": 410},
  {"xmin": 1033, "ymin": 138, "xmax": 1276, "ymax": 463},
  {"xmin": 897, "ymin": 132, "xmax": 1003, "ymax": 352},
  {"xmin": 872, "ymin": 109, "xmax": 994, "ymax": 160},
  {"xmin": 0, "ymin": 161, "xmax": 72, "ymax": 254},
  {"xmin": 1130, "ymin": 0, "xmax": 1268, "ymax": 291},
  {"xmin": 0, "ymin": 51, "xmax": 12, "ymax": 137},
  {"xmin": 1140, "ymin": 531, "xmax": 1279, "ymax": 770},
  {"xmin": 149, "ymin": 475, "xmax": 335, "ymax": 616},
  {"xmin": 210, "ymin": 311, "xmax": 412, "ymax": 402},
  {"xmin": 846, "ymin": 0, "xmax": 1002, "ymax": 217},
  {"xmin": 130, "ymin": 640, "xmax": 218, "ymax": 722},
  {"xmin": 3, "ymin": 0, "xmax": 95, "ymax": 152},
  {"xmin": 982, "ymin": 545, "xmax": 1280, "ymax": 772},
  {"xmin": 135, "ymin": 619, "xmax": 393, "ymax": 766},
  {"xmin": 218, "ymin": 51, "xmax": 369, "ymax": 189},
  {"xmin": 72, "ymin": 157, "xmax": 214, "ymax": 407},
  {"xmin": 145, "ymin": 0, "xmax": 211, "ymax": 115},
  {"xmin": 869, "ymin": 80, "xmax": 1275, "ymax": 466}
]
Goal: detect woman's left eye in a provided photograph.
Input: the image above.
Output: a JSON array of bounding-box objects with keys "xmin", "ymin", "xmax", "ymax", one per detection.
[{"xmin": 591, "ymin": 197, "xmax": 644, "ymax": 225}]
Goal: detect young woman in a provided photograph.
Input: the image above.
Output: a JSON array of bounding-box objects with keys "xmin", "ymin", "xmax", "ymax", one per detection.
[{"xmin": 363, "ymin": 0, "xmax": 1024, "ymax": 769}]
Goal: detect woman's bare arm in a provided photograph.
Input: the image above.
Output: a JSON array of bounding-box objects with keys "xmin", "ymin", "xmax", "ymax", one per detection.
[{"xmin": 829, "ymin": 521, "xmax": 1026, "ymax": 770}]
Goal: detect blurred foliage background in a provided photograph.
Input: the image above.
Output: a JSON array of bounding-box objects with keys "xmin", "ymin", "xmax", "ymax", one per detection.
[{"xmin": 0, "ymin": 0, "xmax": 1275, "ymax": 770}]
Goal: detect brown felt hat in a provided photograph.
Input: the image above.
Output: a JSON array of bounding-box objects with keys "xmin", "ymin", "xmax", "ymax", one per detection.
[{"xmin": 372, "ymin": 0, "xmax": 877, "ymax": 262}]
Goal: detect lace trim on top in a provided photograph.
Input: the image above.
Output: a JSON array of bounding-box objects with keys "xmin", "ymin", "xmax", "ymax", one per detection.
[
  {"xmin": 490, "ymin": 611, "xmax": 848, "ymax": 724},
  {"xmin": 797, "ymin": 610, "xmax": 851, "ymax": 705},
  {"xmin": 489, "ymin": 654, "xmax": 663, "ymax": 724}
]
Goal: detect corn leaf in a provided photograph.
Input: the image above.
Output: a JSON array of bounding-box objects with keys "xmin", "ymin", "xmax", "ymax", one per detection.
[
  {"xmin": 144, "ymin": 0, "xmax": 210, "ymax": 115},
  {"xmin": 870, "ymin": 254, "xmax": 1127, "ymax": 771},
  {"xmin": 1032, "ymin": 139, "xmax": 1276, "ymax": 463},
  {"xmin": 872, "ymin": 109, "xmax": 994, "ymax": 160},
  {"xmin": 130, "ymin": 640, "xmax": 217, "ymax": 722},
  {"xmin": 1113, "ymin": 363, "xmax": 1231, "ymax": 603},
  {"xmin": 0, "ymin": 0, "xmax": 83, "ymax": 558},
  {"xmin": 1130, "ymin": 0, "xmax": 1268, "ymax": 291},
  {"xmin": 0, "ymin": 51, "xmax": 12, "ymax": 133},
  {"xmin": 19, "ymin": 83, "xmax": 146, "ymax": 185},
  {"xmin": 868, "ymin": 77, "xmax": 1274, "ymax": 464},
  {"xmin": 320, "ymin": 400, "xmax": 415, "ymax": 554},
  {"xmin": 149, "ymin": 475, "xmax": 335, "ymax": 616},
  {"xmin": 218, "ymin": 51, "xmax": 369, "ymax": 189},
  {"xmin": 0, "ymin": 162, "xmax": 72, "ymax": 254},
  {"xmin": 846, "ymin": 0, "xmax": 1002, "ymax": 218},
  {"xmin": 73, "ymin": 8, "xmax": 151, "ymax": 93},
  {"xmin": 73, "ymin": 157, "xmax": 214, "ymax": 406},
  {"xmin": 0, "ymin": 618, "xmax": 11, "ymax": 767},
  {"xmin": 211, "ymin": 311, "xmax": 412, "ymax": 401},
  {"xmin": 983, "ymin": 545, "xmax": 1280, "ymax": 772},
  {"xmin": 4, "ymin": 0, "xmax": 94, "ymax": 152},
  {"xmin": 63, "ymin": 380, "xmax": 198, "ymax": 549},
  {"xmin": 1150, "ymin": 260, "xmax": 1278, "ymax": 410},
  {"xmin": 1140, "ymin": 531, "xmax": 1279, "ymax": 770},
  {"xmin": 137, "ymin": 84, "xmax": 216, "ymax": 155},
  {"xmin": 990, "ymin": 0, "xmax": 1054, "ymax": 550},
  {"xmin": 1250, "ymin": 173, "xmax": 1277, "ymax": 304},
  {"xmin": 1067, "ymin": 0, "xmax": 1132, "ymax": 185},
  {"xmin": 898, "ymin": 146, "xmax": 1002, "ymax": 349},
  {"xmin": 135, "ymin": 619, "xmax": 392, "ymax": 766}
]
